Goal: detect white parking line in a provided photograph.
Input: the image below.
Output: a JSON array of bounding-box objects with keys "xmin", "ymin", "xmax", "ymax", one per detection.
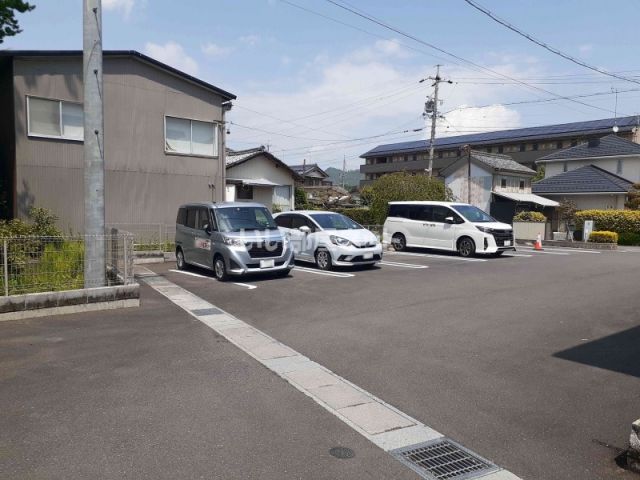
[
  {"xmin": 502, "ymin": 253, "xmax": 533, "ymax": 258},
  {"xmin": 387, "ymin": 251, "xmax": 487, "ymax": 262},
  {"xmin": 168, "ymin": 269, "xmax": 257, "ymax": 289},
  {"xmin": 521, "ymin": 247, "xmax": 600, "ymax": 254},
  {"xmin": 138, "ymin": 272, "xmax": 521, "ymax": 480},
  {"xmin": 517, "ymin": 249, "xmax": 570, "ymax": 256},
  {"xmin": 379, "ymin": 260, "xmax": 429, "ymax": 269},
  {"xmin": 293, "ymin": 266, "xmax": 355, "ymax": 278}
]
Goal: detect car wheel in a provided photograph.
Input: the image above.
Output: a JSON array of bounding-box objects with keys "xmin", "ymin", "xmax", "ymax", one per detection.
[
  {"xmin": 315, "ymin": 248, "xmax": 333, "ymax": 271},
  {"xmin": 176, "ymin": 248, "xmax": 186, "ymax": 270},
  {"xmin": 213, "ymin": 256, "xmax": 229, "ymax": 281},
  {"xmin": 458, "ymin": 237, "xmax": 476, "ymax": 257},
  {"xmin": 392, "ymin": 233, "xmax": 406, "ymax": 251}
]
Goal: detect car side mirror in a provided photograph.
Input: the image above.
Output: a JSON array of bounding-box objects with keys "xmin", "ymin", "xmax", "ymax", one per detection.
[
  {"xmin": 299, "ymin": 225, "xmax": 311, "ymax": 234},
  {"xmin": 203, "ymin": 224, "xmax": 212, "ymax": 234},
  {"xmin": 444, "ymin": 217, "xmax": 455, "ymax": 224}
]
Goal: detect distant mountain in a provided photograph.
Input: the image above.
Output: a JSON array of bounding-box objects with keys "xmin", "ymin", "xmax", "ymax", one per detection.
[{"xmin": 325, "ymin": 167, "xmax": 362, "ymax": 189}]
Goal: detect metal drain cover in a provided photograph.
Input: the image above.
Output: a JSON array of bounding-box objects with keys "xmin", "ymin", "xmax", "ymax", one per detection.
[
  {"xmin": 329, "ymin": 447, "xmax": 355, "ymax": 459},
  {"xmin": 391, "ymin": 438, "xmax": 498, "ymax": 480}
]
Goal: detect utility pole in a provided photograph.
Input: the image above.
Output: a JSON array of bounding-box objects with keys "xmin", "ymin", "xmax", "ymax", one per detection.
[
  {"xmin": 302, "ymin": 158, "xmax": 306, "ymax": 186},
  {"xmin": 83, "ymin": 0, "xmax": 105, "ymax": 288},
  {"xmin": 341, "ymin": 154, "xmax": 346, "ymax": 189},
  {"xmin": 422, "ymin": 65, "xmax": 452, "ymax": 177}
]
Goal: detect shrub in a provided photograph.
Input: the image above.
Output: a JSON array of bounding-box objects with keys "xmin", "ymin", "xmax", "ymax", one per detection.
[
  {"xmin": 330, "ymin": 207, "xmax": 375, "ymax": 226},
  {"xmin": 513, "ymin": 211, "xmax": 546, "ymax": 222},
  {"xmin": 294, "ymin": 187, "xmax": 308, "ymax": 210},
  {"xmin": 368, "ymin": 172, "xmax": 452, "ymax": 225},
  {"xmin": 626, "ymin": 183, "xmax": 640, "ymax": 210},
  {"xmin": 574, "ymin": 210, "xmax": 640, "ymax": 234},
  {"xmin": 618, "ymin": 232, "xmax": 640, "ymax": 246},
  {"xmin": 0, "ymin": 207, "xmax": 62, "ymax": 238},
  {"xmin": 588, "ymin": 231, "xmax": 618, "ymax": 243}
]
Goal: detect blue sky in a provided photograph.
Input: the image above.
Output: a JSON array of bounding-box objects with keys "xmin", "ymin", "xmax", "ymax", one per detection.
[{"xmin": 5, "ymin": 0, "xmax": 640, "ymax": 169}]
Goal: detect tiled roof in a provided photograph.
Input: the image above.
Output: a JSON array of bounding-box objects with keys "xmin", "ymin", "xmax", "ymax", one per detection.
[
  {"xmin": 361, "ymin": 116, "xmax": 640, "ymax": 157},
  {"xmin": 532, "ymin": 165, "xmax": 633, "ymax": 194},
  {"xmin": 226, "ymin": 147, "xmax": 266, "ymax": 166},
  {"xmin": 470, "ymin": 151, "xmax": 536, "ymax": 174},
  {"xmin": 537, "ymin": 134, "xmax": 640, "ymax": 162},
  {"xmin": 289, "ymin": 163, "xmax": 329, "ymax": 177}
]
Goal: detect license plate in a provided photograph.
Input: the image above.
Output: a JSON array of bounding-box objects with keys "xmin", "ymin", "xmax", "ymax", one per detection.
[
  {"xmin": 504, "ymin": 240, "xmax": 511, "ymax": 246},
  {"xmin": 260, "ymin": 259, "xmax": 275, "ymax": 269},
  {"xmin": 363, "ymin": 252, "xmax": 374, "ymax": 260}
]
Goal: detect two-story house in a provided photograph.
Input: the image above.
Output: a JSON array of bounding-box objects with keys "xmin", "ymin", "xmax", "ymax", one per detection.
[
  {"xmin": 0, "ymin": 50, "xmax": 236, "ymax": 231},
  {"xmin": 533, "ymin": 135, "xmax": 639, "ymax": 210},
  {"xmin": 441, "ymin": 150, "xmax": 557, "ymax": 223}
]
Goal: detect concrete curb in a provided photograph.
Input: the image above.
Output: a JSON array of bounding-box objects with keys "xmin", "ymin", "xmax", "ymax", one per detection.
[
  {"xmin": 515, "ymin": 239, "xmax": 617, "ymax": 250},
  {"xmin": 0, "ymin": 284, "xmax": 139, "ymax": 322}
]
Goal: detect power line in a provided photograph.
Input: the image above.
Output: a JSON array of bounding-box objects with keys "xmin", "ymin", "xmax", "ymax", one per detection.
[
  {"xmin": 462, "ymin": 0, "xmax": 640, "ymax": 86},
  {"xmin": 323, "ymin": 0, "xmax": 625, "ymax": 116}
]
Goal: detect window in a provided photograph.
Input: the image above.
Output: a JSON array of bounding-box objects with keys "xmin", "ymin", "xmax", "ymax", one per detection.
[
  {"xmin": 165, "ymin": 116, "xmax": 217, "ymax": 156},
  {"xmin": 432, "ymin": 206, "xmax": 452, "ymax": 223},
  {"xmin": 437, "ymin": 151, "xmax": 443, "ymax": 159},
  {"xmin": 412, "ymin": 155, "xmax": 417, "ymax": 161},
  {"xmin": 176, "ymin": 207, "xmax": 187, "ymax": 226},
  {"xmin": 216, "ymin": 206, "xmax": 278, "ymax": 232},
  {"xmin": 236, "ymin": 184, "xmax": 254, "ymax": 200},
  {"xmin": 617, "ymin": 159, "xmax": 623, "ymax": 175},
  {"xmin": 563, "ymin": 162, "xmax": 568, "ymax": 172},
  {"xmin": 388, "ymin": 204, "xmax": 409, "ymax": 218},
  {"xmin": 27, "ymin": 96, "xmax": 84, "ymax": 140},
  {"xmin": 408, "ymin": 205, "xmax": 432, "ymax": 221},
  {"xmin": 519, "ymin": 180, "xmax": 525, "ymax": 190},
  {"xmin": 275, "ymin": 214, "xmax": 293, "ymax": 228},
  {"xmin": 196, "ymin": 208, "xmax": 211, "ymax": 231},
  {"xmin": 532, "ymin": 143, "xmax": 539, "ymax": 151},
  {"xmin": 519, "ymin": 144, "xmax": 526, "ymax": 152},
  {"xmin": 500, "ymin": 178, "xmax": 507, "ymax": 188},
  {"xmin": 556, "ymin": 141, "xmax": 563, "ymax": 149},
  {"xmin": 185, "ymin": 208, "xmax": 197, "ymax": 229},
  {"xmin": 498, "ymin": 146, "xmax": 504, "ymax": 153}
]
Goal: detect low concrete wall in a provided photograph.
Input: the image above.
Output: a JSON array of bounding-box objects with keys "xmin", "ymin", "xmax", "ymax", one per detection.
[
  {"xmin": 513, "ymin": 222, "xmax": 546, "ymax": 241},
  {"xmin": 0, "ymin": 284, "xmax": 139, "ymax": 321},
  {"xmin": 515, "ymin": 239, "xmax": 617, "ymax": 250}
]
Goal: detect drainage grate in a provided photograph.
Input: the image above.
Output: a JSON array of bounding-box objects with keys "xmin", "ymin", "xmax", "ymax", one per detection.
[
  {"xmin": 329, "ymin": 446, "xmax": 355, "ymax": 459},
  {"xmin": 391, "ymin": 438, "xmax": 498, "ymax": 480}
]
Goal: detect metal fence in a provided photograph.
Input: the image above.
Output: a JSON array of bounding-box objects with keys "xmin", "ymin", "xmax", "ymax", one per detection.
[
  {"xmin": 106, "ymin": 223, "xmax": 175, "ymax": 253},
  {"xmin": 1, "ymin": 232, "xmax": 134, "ymax": 296}
]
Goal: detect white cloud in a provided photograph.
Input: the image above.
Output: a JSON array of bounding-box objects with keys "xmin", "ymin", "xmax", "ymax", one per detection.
[
  {"xmin": 239, "ymin": 35, "xmax": 261, "ymax": 47},
  {"xmin": 579, "ymin": 44, "xmax": 593, "ymax": 55},
  {"xmin": 201, "ymin": 42, "xmax": 233, "ymax": 58},
  {"xmin": 227, "ymin": 42, "xmax": 534, "ymax": 169},
  {"xmin": 349, "ymin": 38, "xmax": 413, "ymax": 62},
  {"xmin": 103, "ymin": 0, "xmax": 135, "ymax": 18},
  {"xmin": 144, "ymin": 41, "xmax": 198, "ymax": 76}
]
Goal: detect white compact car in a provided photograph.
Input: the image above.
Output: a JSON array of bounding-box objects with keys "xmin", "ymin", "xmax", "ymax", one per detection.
[
  {"xmin": 382, "ymin": 201, "xmax": 515, "ymax": 257},
  {"xmin": 274, "ymin": 211, "xmax": 383, "ymax": 270}
]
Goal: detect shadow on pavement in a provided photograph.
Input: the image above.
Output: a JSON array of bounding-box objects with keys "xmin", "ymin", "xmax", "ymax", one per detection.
[{"xmin": 553, "ymin": 325, "xmax": 640, "ymax": 378}]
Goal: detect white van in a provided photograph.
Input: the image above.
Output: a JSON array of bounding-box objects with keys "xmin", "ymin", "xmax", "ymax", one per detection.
[{"xmin": 382, "ymin": 201, "xmax": 515, "ymax": 257}]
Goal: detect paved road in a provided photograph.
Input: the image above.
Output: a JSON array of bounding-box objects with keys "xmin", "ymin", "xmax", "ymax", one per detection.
[
  {"xmin": 149, "ymin": 247, "xmax": 640, "ymax": 480},
  {"xmin": 1, "ymin": 246, "xmax": 638, "ymax": 479},
  {"xmin": 0, "ymin": 284, "xmax": 418, "ymax": 480}
]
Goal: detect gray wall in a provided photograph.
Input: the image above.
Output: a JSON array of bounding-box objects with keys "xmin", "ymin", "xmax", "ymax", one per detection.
[
  {"xmin": 0, "ymin": 58, "xmax": 15, "ymax": 219},
  {"xmin": 12, "ymin": 55, "xmax": 227, "ymax": 231}
]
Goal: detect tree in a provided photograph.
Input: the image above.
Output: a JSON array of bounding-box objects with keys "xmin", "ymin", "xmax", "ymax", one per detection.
[
  {"xmin": 294, "ymin": 186, "xmax": 308, "ymax": 210},
  {"xmin": 0, "ymin": 0, "xmax": 35, "ymax": 44},
  {"xmin": 368, "ymin": 172, "xmax": 453, "ymax": 224},
  {"xmin": 532, "ymin": 165, "xmax": 545, "ymax": 183},
  {"xmin": 625, "ymin": 183, "xmax": 640, "ymax": 210},
  {"xmin": 557, "ymin": 198, "xmax": 578, "ymax": 241}
]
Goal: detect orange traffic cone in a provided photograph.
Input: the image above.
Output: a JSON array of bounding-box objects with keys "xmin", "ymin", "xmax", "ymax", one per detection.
[{"xmin": 534, "ymin": 233, "xmax": 543, "ymax": 251}]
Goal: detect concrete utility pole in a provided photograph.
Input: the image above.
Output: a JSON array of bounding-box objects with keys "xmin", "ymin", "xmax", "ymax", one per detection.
[
  {"xmin": 219, "ymin": 101, "xmax": 232, "ymax": 202},
  {"xmin": 83, "ymin": 0, "xmax": 105, "ymax": 288},
  {"xmin": 423, "ymin": 65, "xmax": 452, "ymax": 177}
]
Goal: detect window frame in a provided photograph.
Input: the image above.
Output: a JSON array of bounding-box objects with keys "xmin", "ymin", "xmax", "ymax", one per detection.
[
  {"xmin": 26, "ymin": 95, "xmax": 84, "ymax": 142},
  {"xmin": 236, "ymin": 184, "xmax": 254, "ymax": 200},
  {"xmin": 164, "ymin": 115, "xmax": 219, "ymax": 158}
]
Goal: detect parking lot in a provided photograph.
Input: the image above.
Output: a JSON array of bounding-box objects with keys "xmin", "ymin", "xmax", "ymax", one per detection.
[{"xmin": 2, "ymin": 246, "xmax": 639, "ymax": 479}]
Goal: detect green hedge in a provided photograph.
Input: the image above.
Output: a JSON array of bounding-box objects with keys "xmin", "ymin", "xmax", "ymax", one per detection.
[
  {"xmin": 575, "ymin": 210, "xmax": 640, "ymax": 234},
  {"xmin": 513, "ymin": 211, "xmax": 546, "ymax": 222},
  {"xmin": 618, "ymin": 232, "xmax": 640, "ymax": 246},
  {"xmin": 330, "ymin": 207, "xmax": 376, "ymax": 226},
  {"xmin": 589, "ymin": 231, "xmax": 618, "ymax": 243}
]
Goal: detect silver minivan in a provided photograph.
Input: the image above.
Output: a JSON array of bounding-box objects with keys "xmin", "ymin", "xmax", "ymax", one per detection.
[{"xmin": 175, "ymin": 202, "xmax": 294, "ymax": 281}]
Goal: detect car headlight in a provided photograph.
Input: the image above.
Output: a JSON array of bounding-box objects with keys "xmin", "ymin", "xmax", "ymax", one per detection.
[
  {"xmin": 330, "ymin": 235, "xmax": 353, "ymax": 246},
  {"xmin": 475, "ymin": 226, "xmax": 493, "ymax": 233},
  {"xmin": 223, "ymin": 237, "xmax": 246, "ymax": 247}
]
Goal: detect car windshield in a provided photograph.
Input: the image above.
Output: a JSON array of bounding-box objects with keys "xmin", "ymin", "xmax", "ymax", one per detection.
[
  {"xmin": 451, "ymin": 205, "xmax": 496, "ymax": 223},
  {"xmin": 309, "ymin": 213, "xmax": 362, "ymax": 230},
  {"xmin": 215, "ymin": 206, "xmax": 278, "ymax": 232}
]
